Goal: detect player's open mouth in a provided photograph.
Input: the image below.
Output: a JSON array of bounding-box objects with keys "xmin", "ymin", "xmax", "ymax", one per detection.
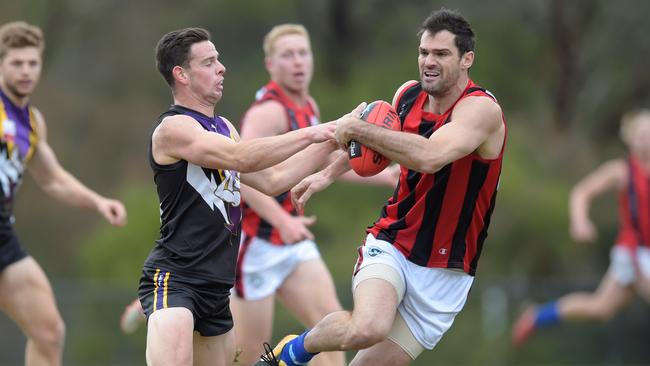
[{"xmin": 423, "ymin": 71, "xmax": 440, "ymax": 77}]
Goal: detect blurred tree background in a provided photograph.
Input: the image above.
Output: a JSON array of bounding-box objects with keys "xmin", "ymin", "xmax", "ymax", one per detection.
[{"xmin": 1, "ymin": 0, "xmax": 649, "ymax": 365}]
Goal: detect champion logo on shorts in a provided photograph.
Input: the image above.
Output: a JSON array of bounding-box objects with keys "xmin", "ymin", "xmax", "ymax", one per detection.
[
  {"xmin": 368, "ymin": 247, "xmax": 384, "ymax": 257},
  {"xmin": 439, "ymin": 248, "xmax": 448, "ymax": 255}
]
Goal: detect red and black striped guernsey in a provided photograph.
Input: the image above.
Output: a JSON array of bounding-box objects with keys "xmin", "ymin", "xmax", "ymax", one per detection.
[
  {"xmin": 240, "ymin": 81, "xmax": 320, "ymax": 245},
  {"xmin": 368, "ymin": 80, "xmax": 506, "ymax": 276},
  {"xmin": 616, "ymin": 155, "xmax": 650, "ymax": 250}
]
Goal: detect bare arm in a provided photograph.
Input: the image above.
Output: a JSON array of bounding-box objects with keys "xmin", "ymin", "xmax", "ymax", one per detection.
[
  {"xmin": 238, "ymin": 100, "xmax": 316, "ymax": 243},
  {"xmin": 289, "ymin": 142, "xmax": 400, "ymax": 211},
  {"xmin": 338, "ymin": 164, "xmax": 400, "ymax": 187},
  {"xmin": 335, "ymin": 96, "xmax": 504, "ymax": 174},
  {"xmin": 290, "ymin": 100, "xmax": 400, "ymax": 210},
  {"xmin": 241, "ymin": 140, "xmax": 338, "ymax": 196},
  {"xmin": 291, "ymin": 151, "xmax": 354, "ymax": 211},
  {"xmin": 240, "ymin": 184, "xmax": 316, "ymax": 243},
  {"xmin": 151, "ymin": 114, "xmax": 334, "ymax": 173},
  {"xmin": 316, "ymin": 148, "xmax": 399, "ymax": 186},
  {"xmin": 28, "ymin": 109, "xmax": 126, "ymax": 226},
  {"xmin": 569, "ymin": 159, "xmax": 627, "ymax": 242},
  {"xmin": 241, "ymin": 103, "xmax": 366, "ymax": 196}
]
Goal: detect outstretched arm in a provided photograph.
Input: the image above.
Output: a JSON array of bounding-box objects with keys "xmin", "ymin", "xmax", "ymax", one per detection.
[
  {"xmin": 241, "ymin": 103, "xmax": 366, "ymax": 196},
  {"xmin": 240, "ymin": 184, "xmax": 316, "ymax": 243},
  {"xmin": 292, "ymin": 149, "xmax": 400, "ymax": 212},
  {"xmin": 335, "ymin": 96, "xmax": 504, "ymax": 174},
  {"xmin": 241, "ymin": 140, "xmax": 338, "ymax": 196},
  {"xmin": 337, "ymin": 163, "xmax": 400, "ymax": 187},
  {"xmin": 291, "ymin": 151, "xmax": 353, "ymax": 211},
  {"xmin": 28, "ymin": 110, "xmax": 126, "ymax": 227},
  {"xmin": 151, "ymin": 114, "xmax": 335, "ymax": 173},
  {"xmin": 569, "ymin": 159, "xmax": 627, "ymax": 242}
]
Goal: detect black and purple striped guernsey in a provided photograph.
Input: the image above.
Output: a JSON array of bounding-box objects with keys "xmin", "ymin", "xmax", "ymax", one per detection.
[{"xmin": 142, "ymin": 105, "xmax": 242, "ymax": 286}]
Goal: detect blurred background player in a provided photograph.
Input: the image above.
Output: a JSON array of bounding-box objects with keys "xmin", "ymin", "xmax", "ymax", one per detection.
[
  {"xmin": 0, "ymin": 21, "xmax": 127, "ymax": 366},
  {"xmin": 231, "ymin": 24, "xmax": 398, "ymax": 365},
  {"xmin": 512, "ymin": 109, "xmax": 650, "ymax": 347},
  {"xmin": 258, "ymin": 8, "xmax": 506, "ymax": 366}
]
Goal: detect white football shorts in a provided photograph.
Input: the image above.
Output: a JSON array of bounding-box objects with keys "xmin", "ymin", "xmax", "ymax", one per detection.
[
  {"xmin": 609, "ymin": 244, "xmax": 650, "ymax": 285},
  {"xmin": 352, "ymin": 234, "xmax": 474, "ymax": 357},
  {"xmin": 234, "ymin": 234, "xmax": 321, "ymax": 300}
]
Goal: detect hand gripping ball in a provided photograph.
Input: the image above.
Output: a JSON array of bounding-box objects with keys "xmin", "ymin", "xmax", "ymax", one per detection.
[{"xmin": 348, "ymin": 100, "xmax": 400, "ymax": 177}]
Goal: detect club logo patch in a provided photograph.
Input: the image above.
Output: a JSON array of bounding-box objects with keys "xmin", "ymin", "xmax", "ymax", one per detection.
[
  {"xmin": 367, "ymin": 247, "xmax": 383, "ymax": 257},
  {"xmin": 249, "ymin": 273, "xmax": 264, "ymax": 289},
  {"xmin": 186, "ymin": 162, "xmax": 241, "ymax": 232}
]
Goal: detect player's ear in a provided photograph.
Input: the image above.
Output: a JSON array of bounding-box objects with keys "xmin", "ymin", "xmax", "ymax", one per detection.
[
  {"xmin": 172, "ymin": 65, "xmax": 189, "ymax": 85},
  {"xmin": 461, "ymin": 51, "xmax": 474, "ymax": 71},
  {"xmin": 264, "ymin": 57, "xmax": 273, "ymax": 74}
]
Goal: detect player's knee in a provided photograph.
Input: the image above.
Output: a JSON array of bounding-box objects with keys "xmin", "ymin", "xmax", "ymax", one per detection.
[
  {"xmin": 170, "ymin": 351, "xmax": 192, "ymax": 366},
  {"xmin": 147, "ymin": 345, "xmax": 192, "ymax": 366},
  {"xmin": 30, "ymin": 316, "xmax": 65, "ymax": 352},
  {"xmin": 342, "ymin": 322, "xmax": 390, "ymax": 350}
]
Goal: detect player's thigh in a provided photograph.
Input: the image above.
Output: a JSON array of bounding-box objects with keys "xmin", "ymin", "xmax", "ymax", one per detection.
[
  {"xmin": 277, "ymin": 258, "xmax": 341, "ymax": 326},
  {"xmin": 595, "ymin": 247, "xmax": 636, "ymax": 309},
  {"xmin": 594, "ymin": 271, "xmax": 635, "ymax": 311},
  {"xmin": 350, "ymin": 239, "xmax": 405, "ymax": 334},
  {"xmin": 146, "ymin": 307, "xmax": 194, "ymax": 365},
  {"xmin": 193, "ymin": 328, "xmax": 235, "ymax": 366},
  {"xmin": 350, "ymin": 278, "xmax": 400, "ymax": 334},
  {"xmin": 0, "ymin": 256, "xmax": 63, "ymax": 337},
  {"xmin": 230, "ymin": 294, "xmax": 274, "ymax": 363},
  {"xmin": 349, "ymin": 338, "xmax": 412, "ymax": 366}
]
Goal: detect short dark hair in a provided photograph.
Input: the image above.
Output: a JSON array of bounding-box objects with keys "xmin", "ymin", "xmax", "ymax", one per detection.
[
  {"xmin": 418, "ymin": 9, "xmax": 475, "ymax": 55},
  {"xmin": 155, "ymin": 27, "xmax": 210, "ymax": 87}
]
